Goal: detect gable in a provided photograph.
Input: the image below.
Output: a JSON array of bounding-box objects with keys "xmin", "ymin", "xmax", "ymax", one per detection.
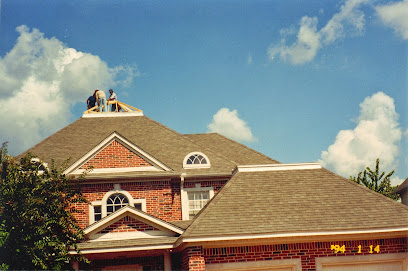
[
  {"xmin": 85, "ymin": 205, "xmax": 184, "ymax": 241},
  {"xmin": 80, "ymin": 140, "xmax": 152, "ymax": 170},
  {"xmin": 97, "ymin": 216, "xmax": 159, "ymax": 234},
  {"xmin": 65, "ymin": 132, "xmax": 172, "ymax": 175}
]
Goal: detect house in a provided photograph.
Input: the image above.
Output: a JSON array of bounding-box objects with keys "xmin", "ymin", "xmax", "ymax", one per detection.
[{"xmin": 17, "ymin": 107, "xmax": 408, "ymax": 270}]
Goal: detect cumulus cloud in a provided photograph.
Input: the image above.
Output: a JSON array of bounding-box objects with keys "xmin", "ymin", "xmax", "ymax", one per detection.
[
  {"xmin": 321, "ymin": 92, "xmax": 402, "ymax": 183},
  {"xmin": 268, "ymin": 0, "xmax": 368, "ymax": 65},
  {"xmin": 207, "ymin": 108, "xmax": 256, "ymax": 142},
  {"xmin": 376, "ymin": 0, "xmax": 408, "ymax": 40},
  {"xmin": 0, "ymin": 25, "xmax": 139, "ymax": 154}
]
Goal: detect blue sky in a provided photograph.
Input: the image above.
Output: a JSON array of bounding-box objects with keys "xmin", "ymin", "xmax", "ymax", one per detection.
[{"xmin": 0, "ymin": 0, "xmax": 407, "ymax": 184}]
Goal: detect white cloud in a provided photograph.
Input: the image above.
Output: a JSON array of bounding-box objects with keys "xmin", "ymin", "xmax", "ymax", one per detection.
[
  {"xmin": 268, "ymin": 0, "xmax": 368, "ymax": 65},
  {"xmin": 321, "ymin": 92, "xmax": 402, "ymax": 179},
  {"xmin": 0, "ymin": 25, "xmax": 139, "ymax": 154},
  {"xmin": 207, "ymin": 108, "xmax": 256, "ymax": 142},
  {"xmin": 376, "ymin": 0, "xmax": 408, "ymax": 40}
]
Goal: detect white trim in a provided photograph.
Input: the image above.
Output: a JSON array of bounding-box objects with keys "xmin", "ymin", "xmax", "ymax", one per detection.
[
  {"xmin": 71, "ymin": 244, "xmax": 174, "ymax": 255},
  {"xmin": 206, "ymin": 258, "xmax": 302, "ymax": 271},
  {"xmin": 82, "ymin": 111, "xmax": 144, "ymax": 118},
  {"xmin": 64, "ymin": 132, "xmax": 171, "ymax": 175},
  {"xmin": 235, "ymin": 162, "xmax": 322, "ymax": 173},
  {"xmin": 315, "ymin": 252, "xmax": 408, "ymax": 271},
  {"xmin": 179, "ymin": 226, "xmax": 408, "ymax": 244},
  {"xmin": 90, "ymin": 230, "xmax": 175, "ymax": 241},
  {"xmin": 85, "ymin": 205, "xmax": 184, "ymax": 236},
  {"xmin": 181, "ymin": 183, "xmax": 214, "ymax": 220},
  {"xmin": 183, "ymin": 152, "xmax": 211, "ymax": 169},
  {"xmin": 74, "ymin": 166, "xmax": 161, "ymax": 175}
]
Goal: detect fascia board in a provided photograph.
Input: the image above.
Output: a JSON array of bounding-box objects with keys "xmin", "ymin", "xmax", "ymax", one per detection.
[
  {"xmin": 71, "ymin": 244, "xmax": 174, "ymax": 255},
  {"xmin": 176, "ymin": 226, "xmax": 408, "ymax": 248},
  {"xmin": 235, "ymin": 162, "xmax": 322, "ymax": 173}
]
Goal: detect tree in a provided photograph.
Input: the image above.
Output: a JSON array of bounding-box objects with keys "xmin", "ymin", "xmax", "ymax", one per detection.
[
  {"xmin": 350, "ymin": 158, "xmax": 400, "ymax": 201},
  {"xmin": 0, "ymin": 153, "xmax": 88, "ymax": 270}
]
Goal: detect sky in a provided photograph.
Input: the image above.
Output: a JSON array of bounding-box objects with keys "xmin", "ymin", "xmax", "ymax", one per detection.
[{"xmin": 0, "ymin": 0, "xmax": 407, "ymax": 185}]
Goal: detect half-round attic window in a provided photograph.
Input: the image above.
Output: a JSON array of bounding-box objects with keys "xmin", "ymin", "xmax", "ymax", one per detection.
[{"xmin": 183, "ymin": 152, "xmax": 211, "ymax": 169}]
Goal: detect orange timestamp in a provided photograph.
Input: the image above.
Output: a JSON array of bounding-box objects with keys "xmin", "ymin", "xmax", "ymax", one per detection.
[{"xmin": 331, "ymin": 244, "xmax": 380, "ymax": 254}]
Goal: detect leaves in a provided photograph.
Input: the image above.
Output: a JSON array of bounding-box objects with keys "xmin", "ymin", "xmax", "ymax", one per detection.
[
  {"xmin": 0, "ymin": 153, "xmax": 88, "ymax": 270},
  {"xmin": 350, "ymin": 158, "xmax": 400, "ymax": 201}
]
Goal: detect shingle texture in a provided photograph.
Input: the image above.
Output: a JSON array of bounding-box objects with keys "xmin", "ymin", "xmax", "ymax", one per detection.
[
  {"xmin": 184, "ymin": 133, "xmax": 279, "ymax": 165},
  {"xmin": 183, "ymin": 168, "xmax": 408, "ymax": 238},
  {"xmin": 16, "ymin": 116, "xmax": 262, "ymax": 174}
]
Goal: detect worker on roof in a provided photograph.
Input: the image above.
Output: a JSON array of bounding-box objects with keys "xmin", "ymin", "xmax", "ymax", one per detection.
[
  {"xmin": 87, "ymin": 93, "xmax": 96, "ymax": 109},
  {"xmin": 107, "ymin": 89, "xmax": 118, "ymax": 112},
  {"xmin": 94, "ymin": 89, "xmax": 107, "ymax": 112}
]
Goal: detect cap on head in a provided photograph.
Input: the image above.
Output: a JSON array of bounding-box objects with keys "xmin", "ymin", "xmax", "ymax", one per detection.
[{"xmin": 109, "ymin": 89, "xmax": 113, "ymax": 92}]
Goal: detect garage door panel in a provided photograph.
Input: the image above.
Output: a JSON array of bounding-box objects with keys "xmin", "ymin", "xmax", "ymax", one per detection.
[
  {"xmin": 316, "ymin": 253, "xmax": 407, "ymax": 271},
  {"xmin": 322, "ymin": 261, "xmax": 403, "ymax": 271},
  {"xmin": 206, "ymin": 258, "xmax": 302, "ymax": 271}
]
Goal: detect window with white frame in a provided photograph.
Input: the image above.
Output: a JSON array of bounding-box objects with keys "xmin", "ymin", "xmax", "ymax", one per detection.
[
  {"xmin": 107, "ymin": 193, "xmax": 129, "ymax": 215},
  {"xmin": 188, "ymin": 191, "xmax": 210, "ymax": 219},
  {"xmin": 181, "ymin": 183, "xmax": 214, "ymax": 220},
  {"xmin": 89, "ymin": 184, "xmax": 146, "ymax": 224},
  {"xmin": 183, "ymin": 152, "xmax": 211, "ymax": 169}
]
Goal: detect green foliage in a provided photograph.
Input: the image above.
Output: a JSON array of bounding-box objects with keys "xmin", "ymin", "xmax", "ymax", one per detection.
[
  {"xmin": 350, "ymin": 158, "xmax": 400, "ymax": 201},
  {"xmin": 0, "ymin": 153, "xmax": 89, "ymax": 270}
]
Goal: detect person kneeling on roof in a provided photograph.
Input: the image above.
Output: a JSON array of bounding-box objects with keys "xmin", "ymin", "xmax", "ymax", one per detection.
[{"xmin": 95, "ymin": 89, "xmax": 107, "ymax": 112}]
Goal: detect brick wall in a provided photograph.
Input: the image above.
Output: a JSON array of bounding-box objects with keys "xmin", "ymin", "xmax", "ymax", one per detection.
[
  {"xmin": 199, "ymin": 237, "xmax": 408, "ymax": 270},
  {"xmin": 73, "ymin": 180, "xmax": 226, "ymax": 229},
  {"xmin": 80, "ymin": 140, "xmax": 152, "ymax": 169},
  {"xmin": 97, "ymin": 216, "xmax": 159, "ymax": 234},
  {"xmin": 181, "ymin": 246, "xmax": 206, "ymax": 271}
]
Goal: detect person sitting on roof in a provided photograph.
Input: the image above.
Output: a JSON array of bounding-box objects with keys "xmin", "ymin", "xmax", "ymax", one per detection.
[
  {"xmin": 87, "ymin": 93, "xmax": 96, "ymax": 109},
  {"xmin": 107, "ymin": 89, "xmax": 119, "ymax": 112},
  {"xmin": 95, "ymin": 89, "xmax": 107, "ymax": 112}
]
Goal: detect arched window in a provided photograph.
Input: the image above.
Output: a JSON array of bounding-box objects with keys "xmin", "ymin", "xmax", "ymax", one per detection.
[
  {"xmin": 183, "ymin": 152, "xmax": 211, "ymax": 169},
  {"xmin": 106, "ymin": 193, "xmax": 129, "ymax": 215}
]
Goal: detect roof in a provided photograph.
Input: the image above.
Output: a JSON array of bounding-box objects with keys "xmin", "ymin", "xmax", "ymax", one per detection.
[
  {"xmin": 16, "ymin": 115, "xmax": 274, "ymax": 175},
  {"xmin": 184, "ymin": 133, "xmax": 279, "ymax": 165},
  {"xmin": 181, "ymin": 167, "xmax": 408, "ymax": 239},
  {"xmin": 395, "ymin": 178, "xmax": 408, "ymax": 193},
  {"xmin": 77, "ymin": 237, "xmax": 178, "ymax": 251}
]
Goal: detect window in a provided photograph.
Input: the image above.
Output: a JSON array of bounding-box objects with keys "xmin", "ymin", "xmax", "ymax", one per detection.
[
  {"xmin": 107, "ymin": 193, "xmax": 129, "ymax": 215},
  {"xmin": 89, "ymin": 184, "xmax": 147, "ymax": 224},
  {"xmin": 181, "ymin": 183, "xmax": 214, "ymax": 220},
  {"xmin": 94, "ymin": 205, "xmax": 102, "ymax": 222},
  {"xmin": 183, "ymin": 152, "xmax": 211, "ymax": 169},
  {"xmin": 188, "ymin": 191, "xmax": 210, "ymax": 219}
]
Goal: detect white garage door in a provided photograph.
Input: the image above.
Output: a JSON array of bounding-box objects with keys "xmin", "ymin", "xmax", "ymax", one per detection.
[
  {"xmin": 317, "ymin": 253, "xmax": 407, "ymax": 271},
  {"xmin": 322, "ymin": 261, "xmax": 404, "ymax": 271},
  {"xmin": 206, "ymin": 258, "xmax": 302, "ymax": 271}
]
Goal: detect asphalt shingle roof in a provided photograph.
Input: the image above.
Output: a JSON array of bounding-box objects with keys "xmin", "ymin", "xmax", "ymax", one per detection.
[
  {"xmin": 182, "ymin": 168, "xmax": 408, "ymax": 238},
  {"xmin": 17, "ymin": 115, "xmax": 275, "ymax": 174}
]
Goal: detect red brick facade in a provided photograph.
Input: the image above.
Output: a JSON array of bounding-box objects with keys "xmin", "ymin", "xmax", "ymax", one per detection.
[
  {"xmin": 73, "ymin": 180, "xmax": 227, "ymax": 229},
  {"xmin": 80, "ymin": 140, "xmax": 152, "ymax": 169}
]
